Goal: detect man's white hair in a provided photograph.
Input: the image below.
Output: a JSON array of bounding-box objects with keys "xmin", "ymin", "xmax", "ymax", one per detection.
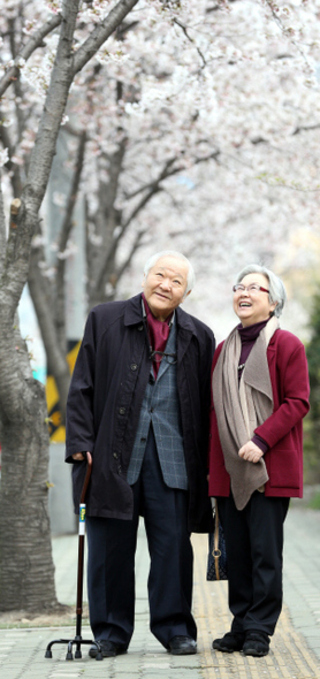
[{"xmin": 144, "ymin": 250, "xmax": 195, "ymax": 295}]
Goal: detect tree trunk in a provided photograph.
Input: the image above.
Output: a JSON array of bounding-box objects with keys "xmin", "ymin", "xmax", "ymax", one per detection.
[
  {"xmin": 0, "ymin": 0, "xmax": 140, "ymax": 613},
  {"xmin": 0, "ymin": 312, "xmax": 60, "ymax": 612},
  {"xmin": 0, "ymin": 379, "xmax": 59, "ymax": 612},
  {"xmin": 28, "ymin": 246, "xmax": 71, "ymax": 425}
]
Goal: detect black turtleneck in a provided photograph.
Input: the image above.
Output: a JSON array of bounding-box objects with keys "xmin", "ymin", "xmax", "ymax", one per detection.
[
  {"xmin": 237, "ymin": 319, "xmax": 269, "ymax": 377},
  {"xmin": 237, "ymin": 318, "xmax": 270, "ymax": 454}
]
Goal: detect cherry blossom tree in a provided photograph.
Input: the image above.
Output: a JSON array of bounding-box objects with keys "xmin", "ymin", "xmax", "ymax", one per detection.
[
  {"xmin": 1, "ymin": 0, "xmax": 320, "ymax": 610},
  {"xmin": 0, "ymin": 0, "xmax": 141, "ymax": 613},
  {"xmin": 35, "ymin": 0, "xmax": 320, "ymax": 341}
]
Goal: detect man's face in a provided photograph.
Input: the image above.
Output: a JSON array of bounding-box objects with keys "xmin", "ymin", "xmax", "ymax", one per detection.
[{"xmin": 142, "ymin": 256, "xmax": 190, "ymax": 321}]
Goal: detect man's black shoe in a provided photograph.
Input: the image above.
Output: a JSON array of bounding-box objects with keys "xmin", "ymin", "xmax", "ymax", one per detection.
[
  {"xmin": 243, "ymin": 631, "xmax": 270, "ymax": 657},
  {"xmin": 168, "ymin": 635, "xmax": 197, "ymax": 655},
  {"xmin": 212, "ymin": 631, "xmax": 245, "ymax": 653},
  {"xmin": 88, "ymin": 640, "xmax": 127, "ymax": 658}
]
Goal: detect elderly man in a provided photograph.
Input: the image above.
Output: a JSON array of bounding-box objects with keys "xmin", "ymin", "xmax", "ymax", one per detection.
[{"xmin": 66, "ymin": 251, "xmax": 215, "ymax": 657}]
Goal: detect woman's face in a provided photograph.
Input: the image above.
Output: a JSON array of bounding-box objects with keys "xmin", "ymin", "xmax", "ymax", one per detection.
[{"xmin": 233, "ymin": 273, "xmax": 278, "ymax": 327}]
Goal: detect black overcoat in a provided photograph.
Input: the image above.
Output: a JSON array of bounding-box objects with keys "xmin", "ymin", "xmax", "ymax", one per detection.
[{"xmin": 66, "ymin": 294, "xmax": 215, "ymax": 533}]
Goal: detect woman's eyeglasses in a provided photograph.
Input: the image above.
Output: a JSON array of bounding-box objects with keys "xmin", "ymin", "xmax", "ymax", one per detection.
[{"xmin": 232, "ymin": 283, "xmax": 269, "ymax": 295}]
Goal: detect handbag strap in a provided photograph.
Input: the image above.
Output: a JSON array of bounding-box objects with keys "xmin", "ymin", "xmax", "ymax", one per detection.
[{"xmin": 213, "ymin": 499, "xmax": 222, "ymax": 581}]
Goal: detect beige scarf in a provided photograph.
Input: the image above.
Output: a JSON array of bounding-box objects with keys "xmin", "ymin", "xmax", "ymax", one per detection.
[{"xmin": 212, "ymin": 316, "xmax": 279, "ymax": 510}]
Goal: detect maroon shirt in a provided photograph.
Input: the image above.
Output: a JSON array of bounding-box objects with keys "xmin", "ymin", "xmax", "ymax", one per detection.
[{"xmin": 142, "ymin": 293, "xmax": 172, "ymax": 378}]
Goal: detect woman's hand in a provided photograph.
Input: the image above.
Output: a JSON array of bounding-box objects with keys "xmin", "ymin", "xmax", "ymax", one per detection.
[{"xmin": 238, "ymin": 441, "xmax": 264, "ymax": 463}]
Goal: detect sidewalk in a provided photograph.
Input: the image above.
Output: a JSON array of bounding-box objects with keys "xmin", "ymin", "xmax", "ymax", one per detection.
[{"xmin": 0, "ymin": 503, "xmax": 319, "ymax": 678}]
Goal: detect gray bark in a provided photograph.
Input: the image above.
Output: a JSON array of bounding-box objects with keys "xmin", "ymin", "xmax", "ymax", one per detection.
[
  {"xmin": 0, "ymin": 0, "xmax": 140, "ymax": 612},
  {"xmin": 54, "ymin": 131, "xmax": 87, "ymax": 354},
  {"xmin": 27, "ymin": 243, "xmax": 71, "ymax": 427},
  {"xmin": 0, "ymin": 14, "xmax": 63, "ymax": 98}
]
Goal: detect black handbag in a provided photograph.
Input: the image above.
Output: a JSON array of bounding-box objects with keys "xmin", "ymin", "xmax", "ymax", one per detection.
[{"xmin": 206, "ymin": 499, "xmax": 228, "ymax": 581}]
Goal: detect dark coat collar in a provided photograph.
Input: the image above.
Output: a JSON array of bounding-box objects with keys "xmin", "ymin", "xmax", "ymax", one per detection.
[{"xmin": 124, "ymin": 293, "xmax": 197, "ymax": 336}]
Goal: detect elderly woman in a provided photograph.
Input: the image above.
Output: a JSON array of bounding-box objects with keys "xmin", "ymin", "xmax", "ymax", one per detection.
[{"xmin": 208, "ymin": 264, "xmax": 310, "ymax": 657}]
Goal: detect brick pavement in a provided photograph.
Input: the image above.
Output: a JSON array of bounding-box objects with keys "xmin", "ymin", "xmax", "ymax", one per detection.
[{"xmin": 0, "ymin": 504, "xmax": 319, "ymax": 679}]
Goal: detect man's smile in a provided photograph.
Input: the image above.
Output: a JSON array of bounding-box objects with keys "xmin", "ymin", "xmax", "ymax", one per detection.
[{"xmin": 155, "ymin": 291, "xmax": 171, "ymax": 300}]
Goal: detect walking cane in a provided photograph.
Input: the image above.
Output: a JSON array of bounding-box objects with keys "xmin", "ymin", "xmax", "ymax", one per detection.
[{"xmin": 45, "ymin": 452, "xmax": 103, "ymax": 661}]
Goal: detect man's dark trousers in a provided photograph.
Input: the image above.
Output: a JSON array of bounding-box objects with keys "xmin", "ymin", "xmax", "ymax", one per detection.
[{"xmin": 86, "ymin": 427, "xmax": 196, "ymax": 649}]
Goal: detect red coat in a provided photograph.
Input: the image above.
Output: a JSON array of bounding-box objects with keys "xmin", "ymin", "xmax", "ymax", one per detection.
[{"xmin": 208, "ymin": 328, "xmax": 310, "ymax": 499}]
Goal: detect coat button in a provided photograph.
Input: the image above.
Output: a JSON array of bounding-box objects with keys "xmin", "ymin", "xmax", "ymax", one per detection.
[
  {"xmin": 113, "ymin": 452, "xmax": 118, "ymax": 459},
  {"xmin": 119, "ymin": 407, "xmax": 126, "ymax": 415},
  {"xmin": 130, "ymin": 363, "xmax": 138, "ymax": 371},
  {"xmin": 137, "ymin": 324, "xmax": 143, "ymax": 331}
]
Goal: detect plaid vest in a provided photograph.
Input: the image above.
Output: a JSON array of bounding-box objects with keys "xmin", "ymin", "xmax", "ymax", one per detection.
[{"xmin": 126, "ymin": 320, "xmax": 188, "ymax": 489}]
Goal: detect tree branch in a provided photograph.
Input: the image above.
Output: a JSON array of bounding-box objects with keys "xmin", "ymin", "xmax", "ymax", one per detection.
[
  {"xmin": 90, "ymin": 140, "xmax": 127, "ymax": 293},
  {"xmin": 54, "ymin": 130, "xmax": 87, "ymax": 352},
  {"xmin": 0, "ymin": 173, "xmax": 6, "ymax": 274},
  {"xmin": 0, "ymin": 14, "xmax": 63, "ymax": 98},
  {"xmin": 3, "ymin": 1, "xmax": 81, "ymax": 316},
  {"xmin": 125, "ymin": 151, "xmax": 220, "ymax": 201},
  {"xmin": 265, "ymin": 0, "xmax": 311, "ymax": 70},
  {"xmin": 95, "ymin": 185, "xmax": 157, "ymax": 291},
  {"xmin": 0, "ymin": 121, "xmax": 23, "ymax": 197},
  {"xmin": 124, "ymin": 157, "xmax": 177, "ymax": 200},
  {"xmin": 28, "ymin": 242, "xmax": 71, "ymax": 425},
  {"xmin": 173, "ymin": 18, "xmax": 207, "ymax": 70},
  {"xmin": 115, "ymin": 228, "xmax": 147, "ymax": 283},
  {"xmin": 95, "ymin": 150, "xmax": 220, "ymax": 291},
  {"xmin": 72, "ymin": 0, "xmax": 140, "ymax": 76},
  {"xmin": 293, "ymin": 123, "xmax": 320, "ymax": 136}
]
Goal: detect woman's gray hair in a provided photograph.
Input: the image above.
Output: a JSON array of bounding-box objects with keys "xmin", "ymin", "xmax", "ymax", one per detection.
[
  {"xmin": 144, "ymin": 250, "xmax": 195, "ymax": 296},
  {"xmin": 236, "ymin": 264, "xmax": 286, "ymax": 318}
]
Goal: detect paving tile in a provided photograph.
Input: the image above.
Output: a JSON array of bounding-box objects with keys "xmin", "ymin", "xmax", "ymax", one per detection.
[{"xmin": 1, "ymin": 506, "xmax": 320, "ymax": 678}]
